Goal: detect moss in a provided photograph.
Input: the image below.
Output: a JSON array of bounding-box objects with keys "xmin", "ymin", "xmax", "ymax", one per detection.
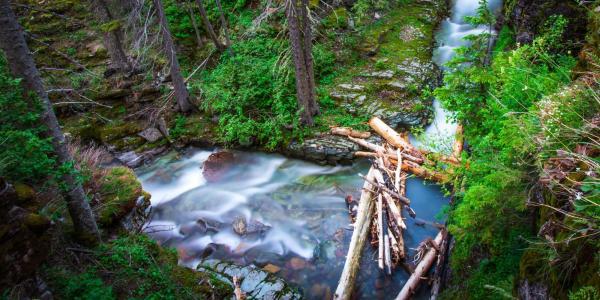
[
  {"xmin": 96, "ymin": 167, "xmax": 144, "ymax": 227},
  {"xmin": 13, "ymin": 183, "xmax": 35, "ymax": 204},
  {"xmin": 24, "ymin": 213, "xmax": 51, "ymax": 234},
  {"xmin": 322, "ymin": 7, "xmax": 350, "ymax": 30},
  {"xmin": 111, "ymin": 135, "xmax": 146, "ymax": 151},
  {"xmin": 98, "ymin": 121, "xmax": 144, "ymax": 143}
]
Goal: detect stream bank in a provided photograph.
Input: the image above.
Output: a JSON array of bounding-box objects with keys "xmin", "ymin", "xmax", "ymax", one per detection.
[{"xmin": 54, "ymin": 0, "xmax": 447, "ymax": 167}]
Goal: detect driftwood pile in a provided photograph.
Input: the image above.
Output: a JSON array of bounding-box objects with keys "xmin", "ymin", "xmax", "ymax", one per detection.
[{"xmin": 333, "ymin": 117, "xmax": 462, "ymax": 300}]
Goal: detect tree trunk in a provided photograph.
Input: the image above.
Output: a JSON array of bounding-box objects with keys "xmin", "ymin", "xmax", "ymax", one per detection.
[
  {"xmin": 286, "ymin": 0, "xmax": 313, "ymax": 125},
  {"xmin": 90, "ymin": 0, "xmax": 131, "ymax": 72},
  {"xmin": 0, "ymin": 0, "xmax": 100, "ymax": 243},
  {"xmin": 153, "ymin": 0, "xmax": 193, "ymax": 112},
  {"xmin": 214, "ymin": 0, "xmax": 232, "ymax": 54},
  {"xmin": 195, "ymin": 0, "xmax": 224, "ymax": 50},
  {"xmin": 187, "ymin": 3, "xmax": 204, "ymax": 48},
  {"xmin": 299, "ymin": 0, "xmax": 319, "ymax": 116}
]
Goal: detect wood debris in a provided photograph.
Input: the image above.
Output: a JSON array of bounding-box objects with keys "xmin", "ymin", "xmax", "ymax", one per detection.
[{"xmin": 334, "ymin": 117, "xmax": 461, "ymax": 300}]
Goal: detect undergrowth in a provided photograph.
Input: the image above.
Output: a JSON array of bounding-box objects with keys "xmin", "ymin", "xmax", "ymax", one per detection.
[{"xmin": 44, "ymin": 235, "xmax": 232, "ymax": 300}]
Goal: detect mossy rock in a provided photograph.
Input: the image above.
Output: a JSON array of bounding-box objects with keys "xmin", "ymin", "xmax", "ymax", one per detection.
[
  {"xmin": 13, "ymin": 183, "xmax": 35, "ymax": 204},
  {"xmin": 112, "ymin": 136, "xmax": 147, "ymax": 151},
  {"xmin": 96, "ymin": 167, "xmax": 144, "ymax": 227},
  {"xmin": 24, "ymin": 213, "xmax": 51, "ymax": 234},
  {"xmin": 99, "ymin": 121, "xmax": 144, "ymax": 143}
]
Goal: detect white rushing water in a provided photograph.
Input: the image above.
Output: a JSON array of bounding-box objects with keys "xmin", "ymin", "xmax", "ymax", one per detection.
[{"xmin": 413, "ymin": 0, "xmax": 503, "ymax": 153}]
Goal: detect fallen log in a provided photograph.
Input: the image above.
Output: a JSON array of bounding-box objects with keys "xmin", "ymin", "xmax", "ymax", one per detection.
[
  {"xmin": 402, "ymin": 163, "xmax": 449, "ymax": 184},
  {"xmin": 377, "ymin": 194, "xmax": 384, "ymax": 271},
  {"xmin": 362, "ymin": 174, "xmax": 411, "ymax": 206},
  {"xmin": 331, "ymin": 126, "xmax": 371, "ymax": 139},
  {"xmin": 348, "ymin": 136, "xmax": 384, "ymax": 152},
  {"xmin": 383, "ymin": 210, "xmax": 392, "ymax": 275},
  {"xmin": 382, "ymin": 192, "xmax": 406, "ymax": 230},
  {"xmin": 353, "ymin": 149, "xmax": 424, "ymax": 165},
  {"xmin": 429, "ymin": 230, "xmax": 449, "ymax": 300},
  {"xmin": 354, "ymin": 151, "xmax": 449, "ymax": 183},
  {"xmin": 368, "ymin": 117, "xmax": 422, "ymax": 158},
  {"xmin": 334, "ymin": 167, "xmax": 377, "ymax": 300},
  {"xmin": 395, "ymin": 230, "xmax": 445, "ymax": 300}
]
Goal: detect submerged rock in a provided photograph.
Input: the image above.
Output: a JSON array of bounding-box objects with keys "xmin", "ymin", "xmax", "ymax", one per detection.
[
  {"xmin": 202, "ymin": 151, "xmax": 236, "ymax": 182},
  {"xmin": 232, "ymin": 216, "xmax": 271, "ymax": 237},
  {"xmin": 263, "ymin": 263, "xmax": 281, "ymax": 274}
]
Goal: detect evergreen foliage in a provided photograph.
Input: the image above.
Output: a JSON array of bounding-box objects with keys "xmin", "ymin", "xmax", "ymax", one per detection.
[{"xmin": 0, "ymin": 55, "xmax": 55, "ymax": 183}]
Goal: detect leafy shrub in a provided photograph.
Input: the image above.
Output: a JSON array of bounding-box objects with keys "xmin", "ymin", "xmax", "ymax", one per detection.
[
  {"xmin": 569, "ymin": 286, "xmax": 600, "ymax": 300},
  {"xmin": 200, "ymin": 33, "xmax": 337, "ymax": 149},
  {"xmin": 435, "ymin": 5, "xmax": 583, "ymax": 298}
]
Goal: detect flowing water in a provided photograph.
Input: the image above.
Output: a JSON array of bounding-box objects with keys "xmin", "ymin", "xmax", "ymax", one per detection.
[
  {"xmin": 137, "ymin": 0, "xmax": 502, "ymax": 298},
  {"xmin": 412, "ymin": 0, "xmax": 503, "ymax": 153},
  {"xmin": 138, "ymin": 150, "xmax": 448, "ymax": 299}
]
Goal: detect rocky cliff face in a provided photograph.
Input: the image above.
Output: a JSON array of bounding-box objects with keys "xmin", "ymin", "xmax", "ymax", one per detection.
[{"xmin": 506, "ymin": 0, "xmax": 588, "ymax": 50}]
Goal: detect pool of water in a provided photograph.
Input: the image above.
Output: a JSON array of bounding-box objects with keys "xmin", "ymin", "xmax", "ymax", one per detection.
[{"xmin": 137, "ymin": 149, "xmax": 449, "ymax": 298}]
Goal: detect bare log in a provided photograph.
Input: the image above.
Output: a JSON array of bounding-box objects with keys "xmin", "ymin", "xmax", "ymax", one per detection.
[
  {"xmin": 382, "ymin": 193, "xmax": 406, "ymax": 230},
  {"xmin": 364, "ymin": 173, "xmax": 410, "ymax": 206},
  {"xmin": 395, "ymin": 230, "xmax": 444, "ymax": 300},
  {"xmin": 334, "ymin": 167, "xmax": 376, "ymax": 300},
  {"xmin": 353, "ymin": 149, "xmax": 424, "ymax": 165},
  {"xmin": 377, "ymin": 193, "xmax": 384, "ymax": 271},
  {"xmin": 331, "ymin": 126, "xmax": 371, "ymax": 139},
  {"xmin": 430, "ymin": 230, "xmax": 449, "ymax": 300},
  {"xmin": 349, "ymin": 136, "xmax": 384, "ymax": 152},
  {"xmin": 401, "ymin": 163, "xmax": 449, "ymax": 183},
  {"xmin": 383, "ymin": 209, "xmax": 392, "ymax": 275},
  {"xmin": 368, "ymin": 117, "xmax": 421, "ymax": 157}
]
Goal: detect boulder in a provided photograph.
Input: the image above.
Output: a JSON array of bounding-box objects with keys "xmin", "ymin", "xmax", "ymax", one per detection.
[
  {"xmin": 202, "ymin": 151, "xmax": 236, "ymax": 182},
  {"xmin": 138, "ymin": 127, "xmax": 163, "ymax": 143},
  {"xmin": 363, "ymin": 70, "xmax": 394, "ymax": 79},
  {"xmin": 199, "ymin": 260, "xmax": 301, "ymax": 299},
  {"xmin": 117, "ymin": 151, "xmax": 144, "ymax": 168},
  {"xmin": 338, "ymin": 84, "xmax": 365, "ymax": 92},
  {"xmin": 286, "ymin": 134, "xmax": 359, "ymax": 165},
  {"xmin": 232, "ymin": 216, "xmax": 271, "ymax": 237}
]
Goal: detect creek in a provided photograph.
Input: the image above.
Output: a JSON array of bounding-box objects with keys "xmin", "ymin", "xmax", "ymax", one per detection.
[{"xmin": 137, "ymin": 0, "xmax": 502, "ymax": 298}]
